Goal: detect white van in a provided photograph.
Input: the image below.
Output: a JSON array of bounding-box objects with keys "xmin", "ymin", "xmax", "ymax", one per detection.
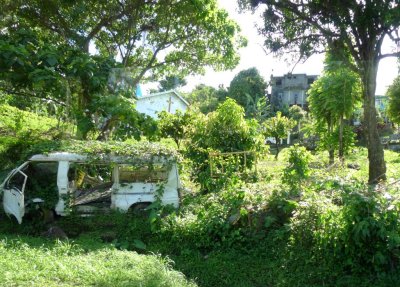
[{"xmin": 0, "ymin": 152, "xmax": 180, "ymax": 223}]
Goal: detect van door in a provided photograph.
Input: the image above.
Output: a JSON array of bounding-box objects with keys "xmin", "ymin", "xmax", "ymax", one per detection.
[{"xmin": 2, "ymin": 163, "xmax": 28, "ymax": 224}]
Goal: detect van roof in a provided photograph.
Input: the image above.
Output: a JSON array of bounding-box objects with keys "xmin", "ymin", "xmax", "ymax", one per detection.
[
  {"xmin": 26, "ymin": 140, "xmax": 179, "ymax": 164},
  {"xmin": 29, "ymin": 152, "xmax": 172, "ymax": 164}
]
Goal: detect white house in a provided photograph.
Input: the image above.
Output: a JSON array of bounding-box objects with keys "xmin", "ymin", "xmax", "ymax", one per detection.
[{"xmin": 135, "ymin": 90, "xmax": 190, "ymax": 119}]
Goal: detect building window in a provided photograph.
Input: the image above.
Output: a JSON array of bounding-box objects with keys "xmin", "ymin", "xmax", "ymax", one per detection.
[
  {"xmin": 308, "ymin": 78, "xmax": 314, "ymax": 85},
  {"xmin": 276, "ymin": 79, "xmax": 282, "ymax": 86},
  {"xmin": 294, "ymin": 94, "xmax": 298, "ymax": 104}
]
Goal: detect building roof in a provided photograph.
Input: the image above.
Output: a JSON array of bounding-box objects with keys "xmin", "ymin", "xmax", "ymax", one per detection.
[
  {"xmin": 271, "ymin": 73, "xmax": 319, "ymax": 79},
  {"xmin": 137, "ymin": 89, "xmax": 190, "ymax": 107}
]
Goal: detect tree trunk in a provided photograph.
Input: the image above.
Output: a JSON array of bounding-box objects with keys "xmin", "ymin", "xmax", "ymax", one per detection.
[
  {"xmin": 361, "ymin": 58, "xmax": 386, "ymax": 183},
  {"xmin": 338, "ymin": 115, "xmax": 344, "ymax": 163},
  {"xmin": 275, "ymin": 138, "xmax": 279, "ymax": 160},
  {"xmin": 76, "ymin": 75, "xmax": 92, "ymax": 139},
  {"xmin": 329, "ymin": 149, "xmax": 335, "ymax": 165},
  {"xmin": 327, "ymin": 122, "xmax": 334, "ymax": 165}
]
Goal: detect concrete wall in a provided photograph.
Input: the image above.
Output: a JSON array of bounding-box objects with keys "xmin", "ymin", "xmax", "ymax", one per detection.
[{"xmin": 136, "ymin": 92, "xmax": 188, "ymax": 119}]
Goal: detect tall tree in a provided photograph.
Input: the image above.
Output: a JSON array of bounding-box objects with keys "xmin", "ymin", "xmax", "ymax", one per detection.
[
  {"xmin": 240, "ymin": 0, "xmax": 400, "ymax": 183},
  {"xmin": 308, "ymin": 52, "xmax": 361, "ymax": 163},
  {"xmin": 158, "ymin": 110, "xmax": 192, "ymax": 149},
  {"xmin": 262, "ymin": 111, "xmax": 296, "ymax": 159},
  {"xmin": 288, "ymin": 105, "xmax": 307, "ymax": 134},
  {"xmin": 387, "ymin": 75, "xmax": 400, "ymax": 124},
  {"xmin": 185, "ymin": 84, "xmax": 228, "ymax": 114},
  {"xmin": 2, "ymin": 0, "xmax": 245, "ymax": 138},
  {"xmin": 228, "ymin": 67, "xmax": 267, "ymax": 118}
]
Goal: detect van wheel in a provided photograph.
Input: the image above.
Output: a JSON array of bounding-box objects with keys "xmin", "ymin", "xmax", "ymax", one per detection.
[
  {"xmin": 41, "ymin": 208, "xmax": 55, "ymax": 224},
  {"xmin": 129, "ymin": 202, "xmax": 151, "ymax": 217}
]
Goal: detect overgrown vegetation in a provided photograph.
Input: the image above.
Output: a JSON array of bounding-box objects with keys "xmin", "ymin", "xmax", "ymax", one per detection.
[
  {"xmin": 2, "ymin": 142, "xmax": 400, "ymax": 286},
  {"xmin": 185, "ymin": 98, "xmax": 264, "ymax": 192},
  {"xmin": 0, "ymin": 236, "xmax": 196, "ymax": 287},
  {"xmin": 1, "ymin": 1, "xmax": 400, "ymax": 286}
]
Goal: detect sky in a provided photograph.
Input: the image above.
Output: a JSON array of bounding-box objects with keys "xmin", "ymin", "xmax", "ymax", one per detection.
[{"xmin": 183, "ymin": 1, "xmax": 399, "ymax": 95}]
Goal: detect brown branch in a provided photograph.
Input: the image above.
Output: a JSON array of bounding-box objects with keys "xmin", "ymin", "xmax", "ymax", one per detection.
[
  {"xmin": 378, "ymin": 51, "xmax": 400, "ymax": 60},
  {"xmin": 2, "ymin": 89, "xmax": 66, "ymax": 106}
]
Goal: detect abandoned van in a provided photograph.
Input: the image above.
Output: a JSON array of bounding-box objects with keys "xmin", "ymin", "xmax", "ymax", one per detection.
[{"xmin": 1, "ymin": 144, "xmax": 181, "ymax": 223}]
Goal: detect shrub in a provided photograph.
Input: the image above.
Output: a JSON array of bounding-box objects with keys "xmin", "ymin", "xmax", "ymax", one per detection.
[
  {"xmin": 185, "ymin": 99, "xmax": 265, "ymax": 192},
  {"xmin": 282, "ymin": 144, "xmax": 311, "ymax": 193},
  {"xmin": 291, "ymin": 187, "xmax": 400, "ymax": 274}
]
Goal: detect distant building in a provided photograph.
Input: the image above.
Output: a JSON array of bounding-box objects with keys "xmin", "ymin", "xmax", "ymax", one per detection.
[
  {"xmin": 375, "ymin": 95, "xmax": 389, "ymax": 123},
  {"xmin": 135, "ymin": 90, "xmax": 190, "ymax": 119},
  {"xmin": 270, "ymin": 73, "xmax": 318, "ymax": 110},
  {"xmin": 352, "ymin": 95, "xmax": 389, "ymax": 126}
]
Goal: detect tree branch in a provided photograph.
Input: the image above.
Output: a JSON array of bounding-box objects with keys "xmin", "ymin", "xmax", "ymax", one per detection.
[
  {"xmin": 2, "ymin": 89, "xmax": 66, "ymax": 106},
  {"xmin": 378, "ymin": 51, "xmax": 400, "ymax": 60}
]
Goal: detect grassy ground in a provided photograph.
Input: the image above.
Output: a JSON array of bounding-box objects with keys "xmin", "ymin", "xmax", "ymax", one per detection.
[{"xmin": 0, "ymin": 234, "xmax": 196, "ymax": 287}]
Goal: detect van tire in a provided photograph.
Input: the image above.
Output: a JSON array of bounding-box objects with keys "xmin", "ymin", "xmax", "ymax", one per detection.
[{"xmin": 129, "ymin": 202, "xmax": 151, "ymax": 216}]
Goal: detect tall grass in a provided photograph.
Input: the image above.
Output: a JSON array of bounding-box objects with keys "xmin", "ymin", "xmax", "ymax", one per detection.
[{"xmin": 0, "ymin": 237, "xmax": 196, "ymax": 287}]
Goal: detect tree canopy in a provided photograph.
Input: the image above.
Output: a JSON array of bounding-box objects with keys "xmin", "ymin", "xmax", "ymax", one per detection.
[
  {"xmin": 262, "ymin": 111, "xmax": 295, "ymax": 159},
  {"xmin": 239, "ymin": 0, "xmax": 400, "ymax": 183},
  {"xmin": 228, "ymin": 67, "xmax": 267, "ymax": 118},
  {"xmin": 185, "ymin": 84, "xmax": 228, "ymax": 114},
  {"xmin": 158, "ymin": 76, "xmax": 187, "ymax": 92},
  {"xmin": 1, "ymin": 0, "xmax": 245, "ymax": 139},
  {"xmin": 308, "ymin": 52, "xmax": 361, "ymax": 162}
]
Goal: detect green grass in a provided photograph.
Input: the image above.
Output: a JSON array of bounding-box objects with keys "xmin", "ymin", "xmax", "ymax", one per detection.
[{"xmin": 0, "ymin": 235, "xmax": 196, "ymax": 287}]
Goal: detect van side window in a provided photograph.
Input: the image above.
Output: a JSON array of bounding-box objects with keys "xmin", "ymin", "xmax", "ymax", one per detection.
[
  {"xmin": 69, "ymin": 163, "xmax": 113, "ymax": 206},
  {"xmin": 69, "ymin": 164, "xmax": 112, "ymax": 189},
  {"xmin": 119, "ymin": 164, "xmax": 168, "ymax": 183},
  {"xmin": 25, "ymin": 162, "xmax": 58, "ymax": 205}
]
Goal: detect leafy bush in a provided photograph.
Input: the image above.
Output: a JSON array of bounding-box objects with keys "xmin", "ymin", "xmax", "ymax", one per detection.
[
  {"xmin": 282, "ymin": 144, "xmax": 311, "ymax": 192},
  {"xmin": 185, "ymin": 99, "xmax": 265, "ymax": 192},
  {"xmin": 159, "ymin": 177, "xmax": 250, "ymax": 250},
  {"xmin": 0, "ymin": 105, "xmax": 71, "ymax": 171},
  {"xmin": 262, "ymin": 111, "xmax": 296, "ymax": 159},
  {"xmin": 158, "ymin": 109, "xmax": 193, "ymax": 149},
  {"xmin": 291, "ymin": 187, "xmax": 400, "ymax": 273}
]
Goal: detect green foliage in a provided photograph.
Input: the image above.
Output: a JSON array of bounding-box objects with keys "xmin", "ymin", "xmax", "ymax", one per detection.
[
  {"xmin": 282, "ymin": 145, "xmax": 311, "ymax": 192},
  {"xmin": 228, "ymin": 67, "xmax": 267, "ymax": 118},
  {"xmin": 387, "ymin": 75, "xmax": 400, "ymax": 124},
  {"xmin": 316, "ymin": 125, "xmax": 356, "ymax": 155},
  {"xmin": 25, "ymin": 140, "xmax": 179, "ymax": 165},
  {"xmin": 186, "ymin": 98, "xmax": 264, "ymax": 191},
  {"xmin": 240, "ymin": 0, "xmax": 397, "ymax": 181},
  {"xmin": 158, "ymin": 76, "xmax": 187, "ymax": 92},
  {"xmin": 288, "ymin": 105, "xmax": 306, "ymax": 123},
  {"xmin": 0, "ymin": 237, "xmax": 196, "ymax": 287},
  {"xmin": 185, "ymin": 84, "xmax": 228, "ymax": 114},
  {"xmin": 308, "ymin": 52, "xmax": 361, "ymax": 161},
  {"xmin": 2, "ymin": 148, "xmax": 400, "ymax": 286},
  {"xmin": 262, "ymin": 111, "xmax": 295, "ymax": 158},
  {"xmin": 159, "ymin": 179, "xmax": 247, "ymax": 249},
  {"xmin": 91, "ymin": 94, "xmax": 158, "ymax": 141},
  {"xmin": 0, "ymin": 104, "xmax": 72, "ymax": 171},
  {"xmin": 1, "ymin": 1, "xmax": 245, "ymax": 138},
  {"xmin": 158, "ymin": 110, "xmax": 193, "ymax": 149},
  {"xmin": 262, "ymin": 112, "xmax": 296, "ymax": 143},
  {"xmin": 291, "ymin": 187, "xmax": 400, "ymax": 274},
  {"xmin": 308, "ymin": 54, "xmax": 361, "ymax": 122}
]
